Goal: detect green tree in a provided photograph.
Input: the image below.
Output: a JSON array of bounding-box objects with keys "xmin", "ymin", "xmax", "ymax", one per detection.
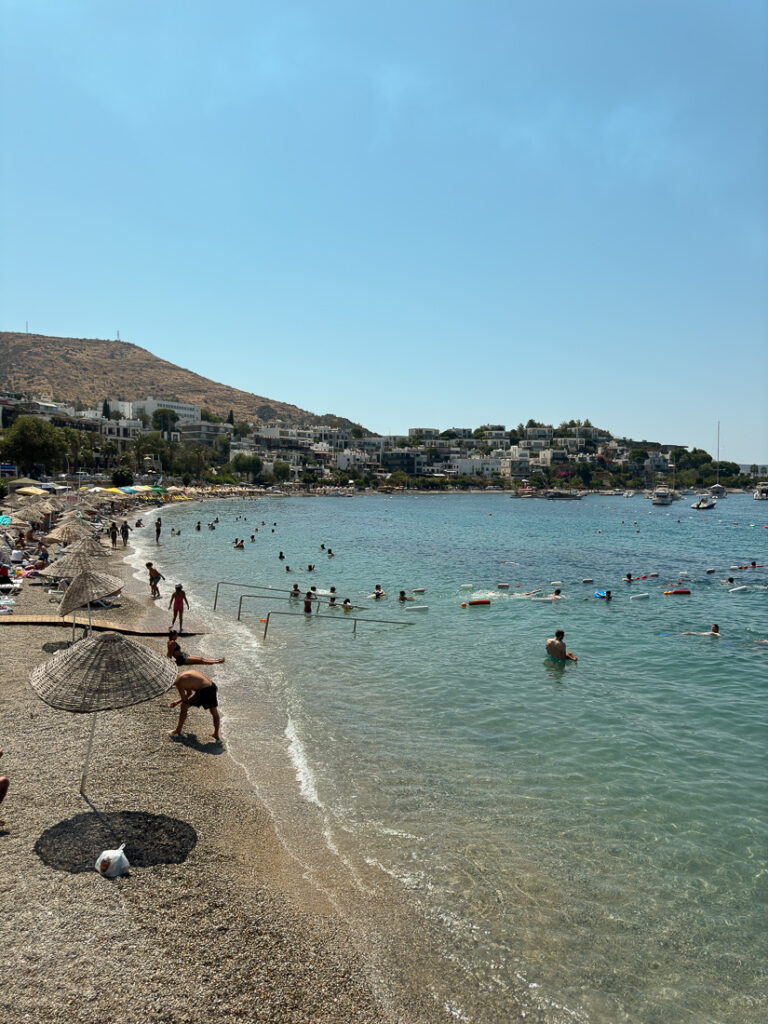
[
  {"xmin": 233, "ymin": 422, "xmax": 251, "ymax": 437},
  {"xmin": 200, "ymin": 408, "xmax": 222, "ymax": 423},
  {"xmin": 101, "ymin": 441, "xmax": 118, "ymax": 469},
  {"xmin": 151, "ymin": 408, "xmax": 180, "ymax": 435},
  {"xmin": 272, "ymin": 460, "xmax": 291, "ymax": 482},
  {"xmin": 102, "ymin": 399, "xmax": 111, "ymax": 419},
  {"xmin": 350, "ymin": 425, "xmax": 364, "ymax": 439},
  {"xmin": 226, "ymin": 409, "xmax": 235, "ymax": 425},
  {"xmin": 1, "ymin": 415, "xmax": 66, "ymax": 474}
]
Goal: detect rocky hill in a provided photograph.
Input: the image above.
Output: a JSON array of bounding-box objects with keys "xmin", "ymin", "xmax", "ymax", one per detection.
[{"xmin": 0, "ymin": 332, "xmax": 354, "ymax": 427}]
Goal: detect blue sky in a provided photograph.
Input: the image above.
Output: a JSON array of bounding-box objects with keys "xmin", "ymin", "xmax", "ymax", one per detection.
[{"xmin": 1, "ymin": 1, "xmax": 766, "ymax": 462}]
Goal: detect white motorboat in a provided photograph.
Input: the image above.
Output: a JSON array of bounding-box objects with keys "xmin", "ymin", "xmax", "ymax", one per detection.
[
  {"xmin": 755, "ymin": 481, "xmax": 768, "ymax": 501},
  {"xmin": 709, "ymin": 483, "xmax": 727, "ymax": 500},
  {"xmin": 651, "ymin": 486, "xmax": 673, "ymax": 506},
  {"xmin": 691, "ymin": 494, "xmax": 716, "ymax": 510}
]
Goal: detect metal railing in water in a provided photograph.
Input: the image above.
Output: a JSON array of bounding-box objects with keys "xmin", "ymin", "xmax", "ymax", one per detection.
[
  {"xmin": 258, "ymin": 609, "xmax": 414, "ymax": 639},
  {"xmin": 215, "ymin": 581, "xmax": 415, "ymax": 638},
  {"xmin": 213, "ymin": 580, "xmax": 292, "ymax": 610}
]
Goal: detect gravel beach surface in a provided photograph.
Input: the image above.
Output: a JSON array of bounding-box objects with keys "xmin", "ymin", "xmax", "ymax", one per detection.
[{"xmin": 0, "ymin": 539, "xmax": 439, "ymax": 1023}]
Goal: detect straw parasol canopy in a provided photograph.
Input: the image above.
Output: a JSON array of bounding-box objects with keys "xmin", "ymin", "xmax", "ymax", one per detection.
[
  {"xmin": 1, "ymin": 493, "xmax": 27, "ymax": 510},
  {"xmin": 29, "ymin": 630, "xmax": 177, "ymax": 713},
  {"xmin": 59, "ymin": 569, "xmax": 123, "ymax": 618},
  {"xmin": 44, "ymin": 521, "xmax": 96, "ymax": 545},
  {"xmin": 67, "ymin": 536, "xmax": 110, "ymax": 558},
  {"xmin": 8, "ymin": 477, "xmax": 43, "ymax": 490},
  {"xmin": 41, "ymin": 551, "xmax": 101, "ymax": 578}
]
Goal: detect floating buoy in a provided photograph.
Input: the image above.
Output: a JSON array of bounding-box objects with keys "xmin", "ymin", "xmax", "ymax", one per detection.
[
  {"xmin": 663, "ymin": 589, "xmax": 691, "ymax": 595},
  {"xmin": 468, "ymin": 599, "xmax": 491, "ymax": 606},
  {"xmin": 582, "ymin": 578, "xmax": 594, "ymax": 583},
  {"xmin": 497, "ymin": 583, "xmax": 509, "ymax": 589},
  {"xmin": 461, "ymin": 602, "xmax": 466, "ymax": 607},
  {"xmin": 460, "ymin": 584, "xmax": 473, "ymax": 590},
  {"xmin": 705, "ymin": 568, "xmax": 715, "ymax": 574},
  {"xmin": 550, "ymin": 581, "xmax": 563, "ymax": 586},
  {"xmin": 729, "ymin": 586, "xmax": 747, "ymax": 593},
  {"xmin": 649, "ymin": 573, "xmax": 659, "ymax": 578},
  {"xmin": 412, "ymin": 588, "xmax": 425, "ymax": 593},
  {"xmin": 260, "ymin": 618, "xmax": 267, "ymax": 622},
  {"xmin": 630, "ymin": 593, "xmax": 650, "ymax": 600},
  {"xmin": 405, "ymin": 605, "xmax": 428, "ymax": 611}
]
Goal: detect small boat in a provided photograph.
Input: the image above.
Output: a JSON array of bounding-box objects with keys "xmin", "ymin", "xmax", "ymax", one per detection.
[
  {"xmin": 545, "ymin": 489, "xmax": 582, "ymax": 500},
  {"xmin": 709, "ymin": 483, "xmax": 727, "ymax": 500},
  {"xmin": 754, "ymin": 481, "xmax": 768, "ymax": 501},
  {"xmin": 651, "ymin": 486, "xmax": 673, "ymax": 506},
  {"xmin": 691, "ymin": 494, "xmax": 716, "ymax": 510}
]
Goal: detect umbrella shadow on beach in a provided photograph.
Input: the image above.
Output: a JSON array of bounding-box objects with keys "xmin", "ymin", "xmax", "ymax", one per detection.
[
  {"xmin": 34, "ymin": 810, "xmax": 197, "ymax": 873},
  {"xmin": 41, "ymin": 640, "xmax": 73, "ymax": 653}
]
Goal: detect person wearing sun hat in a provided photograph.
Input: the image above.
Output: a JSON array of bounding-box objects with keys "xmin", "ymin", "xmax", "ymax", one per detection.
[{"xmin": 169, "ymin": 583, "xmax": 189, "ymax": 632}]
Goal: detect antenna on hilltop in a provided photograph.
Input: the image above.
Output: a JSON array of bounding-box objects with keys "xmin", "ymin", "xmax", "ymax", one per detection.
[
  {"xmin": 117, "ymin": 330, "xmax": 120, "ymax": 341},
  {"xmin": 25, "ymin": 321, "xmax": 29, "ymax": 333}
]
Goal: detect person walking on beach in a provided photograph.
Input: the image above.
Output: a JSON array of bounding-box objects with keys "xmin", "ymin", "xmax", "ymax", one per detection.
[
  {"xmin": 146, "ymin": 562, "xmax": 164, "ymax": 598},
  {"xmin": 155, "ymin": 517, "xmax": 162, "ymax": 543},
  {"xmin": 546, "ymin": 629, "xmax": 577, "ymax": 662},
  {"xmin": 120, "ymin": 520, "xmax": 131, "ymax": 547},
  {"xmin": 167, "ymin": 630, "xmax": 225, "ymax": 666},
  {"xmin": 109, "ymin": 521, "xmax": 118, "ymax": 549},
  {"xmin": 169, "ymin": 584, "xmax": 189, "ymax": 631},
  {"xmin": 0, "ymin": 747, "xmax": 9, "ymax": 827},
  {"xmin": 168, "ymin": 669, "xmax": 221, "ymax": 742}
]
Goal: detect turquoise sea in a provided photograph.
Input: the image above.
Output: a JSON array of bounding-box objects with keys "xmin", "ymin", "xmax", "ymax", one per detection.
[{"xmin": 129, "ymin": 493, "xmax": 767, "ymax": 1023}]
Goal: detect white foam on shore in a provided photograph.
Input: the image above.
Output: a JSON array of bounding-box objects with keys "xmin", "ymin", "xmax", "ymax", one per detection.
[{"xmin": 285, "ymin": 717, "xmax": 323, "ymax": 807}]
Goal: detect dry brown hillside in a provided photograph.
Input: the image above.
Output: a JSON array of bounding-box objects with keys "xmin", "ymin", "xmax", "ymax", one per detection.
[{"xmin": 0, "ymin": 332, "xmax": 354, "ymax": 427}]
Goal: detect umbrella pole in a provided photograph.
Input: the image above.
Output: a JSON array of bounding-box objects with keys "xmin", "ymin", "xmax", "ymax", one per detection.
[
  {"xmin": 79, "ymin": 714, "xmax": 118, "ymax": 838},
  {"xmin": 80, "ymin": 714, "xmax": 97, "ymax": 797}
]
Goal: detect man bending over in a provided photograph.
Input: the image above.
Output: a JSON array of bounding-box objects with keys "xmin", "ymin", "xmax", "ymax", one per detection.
[{"xmin": 168, "ymin": 669, "xmax": 221, "ymax": 742}]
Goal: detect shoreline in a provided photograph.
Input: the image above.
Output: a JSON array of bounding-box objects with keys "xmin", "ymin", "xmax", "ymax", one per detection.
[{"xmin": 0, "ymin": 526, "xmax": 439, "ymax": 1023}]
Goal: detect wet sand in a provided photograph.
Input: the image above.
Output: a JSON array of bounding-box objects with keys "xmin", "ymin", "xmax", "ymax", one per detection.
[{"xmin": 0, "ymin": 538, "xmax": 434, "ymax": 1023}]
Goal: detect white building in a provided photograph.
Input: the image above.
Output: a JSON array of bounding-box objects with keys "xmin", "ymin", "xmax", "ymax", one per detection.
[{"xmin": 131, "ymin": 397, "xmax": 201, "ymax": 424}]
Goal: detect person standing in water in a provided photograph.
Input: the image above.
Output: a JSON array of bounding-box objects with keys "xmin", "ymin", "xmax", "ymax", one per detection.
[
  {"xmin": 169, "ymin": 583, "xmax": 189, "ymax": 631},
  {"xmin": 155, "ymin": 517, "xmax": 162, "ymax": 543},
  {"xmin": 546, "ymin": 629, "xmax": 578, "ymax": 662}
]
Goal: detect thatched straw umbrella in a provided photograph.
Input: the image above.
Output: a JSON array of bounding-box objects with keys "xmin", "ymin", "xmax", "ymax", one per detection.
[
  {"xmin": 59, "ymin": 569, "xmax": 124, "ymax": 638},
  {"xmin": 29, "ymin": 631, "xmax": 177, "ymax": 804},
  {"xmin": 44, "ymin": 521, "xmax": 95, "ymax": 545},
  {"xmin": 41, "ymin": 551, "xmax": 100, "ymax": 579},
  {"xmin": 67, "ymin": 536, "xmax": 110, "ymax": 559}
]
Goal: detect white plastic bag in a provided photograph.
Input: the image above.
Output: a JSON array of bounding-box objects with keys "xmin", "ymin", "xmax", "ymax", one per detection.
[{"xmin": 95, "ymin": 843, "xmax": 130, "ymax": 878}]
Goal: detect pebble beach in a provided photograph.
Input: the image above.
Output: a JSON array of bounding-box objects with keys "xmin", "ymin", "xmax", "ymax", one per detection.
[{"xmin": 0, "ymin": 534, "xmax": 435, "ymax": 1024}]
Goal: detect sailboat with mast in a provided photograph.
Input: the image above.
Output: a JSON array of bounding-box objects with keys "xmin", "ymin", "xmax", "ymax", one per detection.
[{"xmin": 709, "ymin": 421, "xmax": 726, "ymax": 500}]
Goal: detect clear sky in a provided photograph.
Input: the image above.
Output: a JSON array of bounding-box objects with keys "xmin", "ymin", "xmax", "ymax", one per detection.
[{"xmin": 1, "ymin": 1, "xmax": 766, "ymax": 463}]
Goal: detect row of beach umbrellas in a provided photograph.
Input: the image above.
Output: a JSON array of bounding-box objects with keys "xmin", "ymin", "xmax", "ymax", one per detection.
[{"xmin": 2, "ymin": 486, "xmax": 179, "ymax": 817}]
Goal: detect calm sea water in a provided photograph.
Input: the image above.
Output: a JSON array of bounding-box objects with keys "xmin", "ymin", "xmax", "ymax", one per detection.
[{"xmin": 129, "ymin": 493, "xmax": 767, "ymax": 1023}]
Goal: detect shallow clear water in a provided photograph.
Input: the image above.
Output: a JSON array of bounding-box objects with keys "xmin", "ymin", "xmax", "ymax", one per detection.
[{"xmin": 131, "ymin": 494, "xmax": 768, "ymax": 1023}]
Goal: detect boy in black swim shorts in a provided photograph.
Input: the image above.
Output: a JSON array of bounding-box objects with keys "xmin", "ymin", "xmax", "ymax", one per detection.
[{"xmin": 168, "ymin": 669, "xmax": 221, "ymax": 742}]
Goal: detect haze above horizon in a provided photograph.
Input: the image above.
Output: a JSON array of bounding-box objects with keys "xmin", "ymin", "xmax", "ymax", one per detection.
[{"xmin": 1, "ymin": 1, "xmax": 766, "ymax": 462}]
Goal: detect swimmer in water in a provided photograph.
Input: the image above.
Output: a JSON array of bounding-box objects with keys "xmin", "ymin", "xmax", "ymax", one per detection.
[
  {"xmin": 372, "ymin": 584, "xmax": 385, "ymax": 599},
  {"xmin": 545, "ymin": 629, "xmax": 577, "ymax": 662},
  {"xmin": 399, "ymin": 590, "xmax": 415, "ymax": 602},
  {"xmin": 682, "ymin": 624, "xmax": 721, "ymax": 637}
]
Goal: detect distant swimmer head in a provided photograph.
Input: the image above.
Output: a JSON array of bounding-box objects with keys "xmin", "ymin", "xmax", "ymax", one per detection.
[{"xmin": 555, "ymin": 629, "xmax": 565, "ymax": 639}]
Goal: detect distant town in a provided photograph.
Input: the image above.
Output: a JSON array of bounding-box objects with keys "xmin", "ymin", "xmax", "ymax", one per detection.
[{"xmin": 1, "ymin": 391, "xmax": 765, "ymax": 492}]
